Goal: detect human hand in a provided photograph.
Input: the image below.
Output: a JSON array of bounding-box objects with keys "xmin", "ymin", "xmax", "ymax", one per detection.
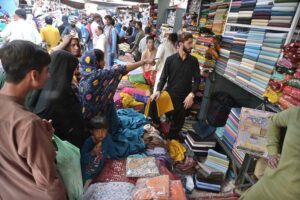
[
  {"xmin": 144, "ymin": 58, "xmax": 156, "ymax": 65},
  {"xmin": 42, "ymin": 119, "xmax": 55, "ymax": 133},
  {"xmin": 183, "ymin": 93, "xmax": 194, "ymax": 109},
  {"xmin": 92, "ymin": 142, "xmax": 103, "ymax": 158},
  {"xmin": 61, "ymin": 34, "xmax": 72, "ymax": 46},
  {"xmin": 150, "ymin": 91, "xmax": 160, "ymax": 102},
  {"xmin": 268, "ymin": 154, "xmax": 280, "ymax": 169}
]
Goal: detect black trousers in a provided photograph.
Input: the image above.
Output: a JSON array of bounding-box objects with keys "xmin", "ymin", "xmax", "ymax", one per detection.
[{"xmin": 149, "ymin": 95, "xmax": 186, "ymax": 139}]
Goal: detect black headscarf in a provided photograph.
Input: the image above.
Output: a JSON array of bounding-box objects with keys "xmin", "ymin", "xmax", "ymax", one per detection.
[{"xmin": 28, "ymin": 50, "xmax": 86, "ymax": 147}]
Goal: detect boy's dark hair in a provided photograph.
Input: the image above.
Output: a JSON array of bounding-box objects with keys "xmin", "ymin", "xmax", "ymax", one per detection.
[
  {"xmin": 136, "ymin": 21, "xmax": 142, "ymax": 29},
  {"xmin": 146, "ymin": 36, "xmax": 154, "ymax": 43},
  {"xmin": 97, "ymin": 26, "xmax": 104, "ymax": 33},
  {"xmin": 144, "ymin": 26, "xmax": 152, "ymax": 35},
  {"xmin": 0, "ymin": 40, "xmax": 51, "ymax": 84},
  {"xmin": 122, "ymin": 26, "xmax": 127, "ymax": 31},
  {"xmin": 104, "ymin": 15, "xmax": 113, "ymax": 22},
  {"xmin": 94, "ymin": 49, "xmax": 105, "ymax": 62},
  {"xmin": 88, "ymin": 115, "xmax": 108, "ymax": 130},
  {"xmin": 168, "ymin": 33, "xmax": 178, "ymax": 44},
  {"xmin": 178, "ymin": 32, "xmax": 193, "ymax": 43},
  {"xmin": 45, "ymin": 16, "xmax": 53, "ymax": 25}
]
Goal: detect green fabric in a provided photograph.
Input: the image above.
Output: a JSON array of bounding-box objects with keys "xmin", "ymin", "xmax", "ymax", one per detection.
[
  {"xmin": 287, "ymin": 79, "xmax": 300, "ymax": 89},
  {"xmin": 54, "ymin": 135, "xmax": 83, "ymax": 200},
  {"xmin": 129, "ymin": 73, "xmax": 146, "ymax": 84},
  {"xmin": 240, "ymin": 107, "xmax": 300, "ymax": 200},
  {"xmin": 0, "ymin": 68, "xmax": 6, "ymax": 89}
]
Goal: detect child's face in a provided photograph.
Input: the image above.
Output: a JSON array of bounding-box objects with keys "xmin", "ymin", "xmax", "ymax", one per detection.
[{"xmin": 92, "ymin": 128, "xmax": 107, "ymax": 143}]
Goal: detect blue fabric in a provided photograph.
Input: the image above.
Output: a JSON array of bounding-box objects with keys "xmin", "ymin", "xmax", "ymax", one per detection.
[
  {"xmin": 258, "ymin": 58, "xmax": 277, "ymax": 66},
  {"xmin": 271, "ymin": 11, "xmax": 295, "ymax": 16}
]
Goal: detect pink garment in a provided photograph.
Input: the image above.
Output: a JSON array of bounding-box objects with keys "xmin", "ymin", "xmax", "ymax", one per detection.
[{"xmin": 122, "ymin": 87, "xmax": 147, "ymax": 96}]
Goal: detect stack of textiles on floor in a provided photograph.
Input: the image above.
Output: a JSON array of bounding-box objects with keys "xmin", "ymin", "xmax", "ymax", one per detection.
[
  {"xmin": 184, "ymin": 131, "xmax": 217, "ymax": 156},
  {"xmin": 224, "ymin": 32, "xmax": 247, "ymax": 80},
  {"xmin": 216, "ymin": 31, "xmax": 235, "ymax": 75},
  {"xmin": 118, "ymin": 43, "xmax": 131, "ymax": 53},
  {"xmin": 251, "ymin": 0, "xmax": 272, "ymax": 26},
  {"xmin": 193, "ymin": 150, "xmax": 229, "ymax": 192},
  {"xmin": 248, "ymin": 32, "xmax": 286, "ymax": 96},
  {"xmin": 236, "ymin": 29, "xmax": 265, "ymax": 87},
  {"xmin": 191, "ymin": 33, "xmax": 219, "ymax": 72},
  {"xmin": 227, "ymin": 0, "xmax": 241, "ymax": 23},
  {"xmin": 264, "ymin": 42, "xmax": 300, "ymax": 110},
  {"xmin": 237, "ymin": 0, "xmax": 256, "ymax": 25},
  {"xmin": 204, "ymin": 149, "xmax": 229, "ymax": 175},
  {"xmin": 224, "ymin": 108, "xmax": 245, "ymax": 164},
  {"xmin": 269, "ymin": 0, "xmax": 299, "ymax": 28},
  {"xmin": 189, "ymin": 190, "xmax": 239, "ymax": 200},
  {"xmin": 113, "ymin": 66, "xmax": 150, "ymax": 112}
]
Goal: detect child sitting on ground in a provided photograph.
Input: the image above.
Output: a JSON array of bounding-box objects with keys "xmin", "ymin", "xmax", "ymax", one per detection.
[{"xmin": 81, "ymin": 116, "xmax": 115, "ymax": 184}]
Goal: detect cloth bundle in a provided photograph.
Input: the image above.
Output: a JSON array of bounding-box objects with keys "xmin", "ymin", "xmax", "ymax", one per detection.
[
  {"xmin": 174, "ymin": 156, "xmax": 197, "ymax": 175},
  {"xmin": 168, "ymin": 139, "xmax": 186, "ymax": 162},
  {"xmin": 282, "ymin": 86, "xmax": 300, "ymax": 101},
  {"xmin": 143, "ymin": 124, "xmax": 167, "ymax": 149}
]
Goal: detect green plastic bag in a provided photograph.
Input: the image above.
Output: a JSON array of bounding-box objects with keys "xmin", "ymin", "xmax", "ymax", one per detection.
[
  {"xmin": 53, "ymin": 135, "xmax": 83, "ymax": 200},
  {"xmin": 129, "ymin": 73, "xmax": 146, "ymax": 84}
]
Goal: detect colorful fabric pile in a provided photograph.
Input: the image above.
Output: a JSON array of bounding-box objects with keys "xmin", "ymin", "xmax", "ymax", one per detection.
[
  {"xmin": 265, "ymin": 42, "xmax": 300, "ymax": 110},
  {"xmin": 227, "ymin": 0, "xmax": 241, "ymax": 23},
  {"xmin": 237, "ymin": 0, "xmax": 256, "ymax": 25},
  {"xmin": 192, "ymin": 33, "xmax": 219, "ymax": 73}
]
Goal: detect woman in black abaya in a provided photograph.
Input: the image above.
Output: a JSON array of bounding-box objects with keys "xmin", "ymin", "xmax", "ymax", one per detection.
[{"xmin": 27, "ymin": 50, "xmax": 86, "ymax": 148}]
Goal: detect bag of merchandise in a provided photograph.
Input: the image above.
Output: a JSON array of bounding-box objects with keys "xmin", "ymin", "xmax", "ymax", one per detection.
[
  {"xmin": 53, "ymin": 135, "xmax": 83, "ymax": 200},
  {"xmin": 132, "ymin": 175, "xmax": 170, "ymax": 200},
  {"xmin": 126, "ymin": 157, "xmax": 160, "ymax": 177}
]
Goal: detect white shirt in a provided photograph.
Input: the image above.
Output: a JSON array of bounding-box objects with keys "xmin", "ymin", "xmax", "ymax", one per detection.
[
  {"xmin": 95, "ymin": 34, "xmax": 106, "ymax": 52},
  {"xmin": 91, "ymin": 21, "xmax": 99, "ymax": 47},
  {"xmin": 138, "ymin": 34, "xmax": 149, "ymax": 54},
  {"xmin": 153, "ymin": 40, "xmax": 177, "ymax": 92},
  {"xmin": 0, "ymin": 19, "xmax": 42, "ymax": 45}
]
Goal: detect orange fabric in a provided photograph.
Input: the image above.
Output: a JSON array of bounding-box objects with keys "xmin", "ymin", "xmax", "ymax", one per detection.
[{"xmin": 170, "ymin": 180, "xmax": 187, "ymax": 200}]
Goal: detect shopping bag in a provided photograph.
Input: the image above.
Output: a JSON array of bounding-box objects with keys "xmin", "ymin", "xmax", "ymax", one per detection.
[{"xmin": 53, "ymin": 135, "xmax": 83, "ymax": 200}]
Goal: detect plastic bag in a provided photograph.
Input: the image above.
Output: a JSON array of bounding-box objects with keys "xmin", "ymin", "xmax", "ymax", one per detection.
[
  {"xmin": 126, "ymin": 157, "xmax": 160, "ymax": 177},
  {"xmin": 54, "ymin": 135, "xmax": 83, "ymax": 200},
  {"xmin": 132, "ymin": 175, "xmax": 170, "ymax": 200}
]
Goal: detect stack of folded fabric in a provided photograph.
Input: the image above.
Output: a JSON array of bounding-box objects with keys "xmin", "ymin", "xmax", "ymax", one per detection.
[
  {"xmin": 227, "ymin": 0, "xmax": 241, "ymax": 23},
  {"xmin": 216, "ymin": 32, "xmax": 236, "ymax": 75},
  {"xmin": 248, "ymin": 32, "xmax": 286, "ymax": 96},
  {"xmin": 194, "ymin": 162, "xmax": 224, "ymax": 192},
  {"xmin": 204, "ymin": 149, "xmax": 230, "ymax": 175},
  {"xmin": 236, "ymin": 29, "xmax": 265, "ymax": 86},
  {"xmin": 251, "ymin": 0, "xmax": 273, "ymax": 26},
  {"xmin": 269, "ymin": 1, "xmax": 298, "ymax": 28},
  {"xmin": 212, "ymin": 8, "xmax": 228, "ymax": 35},
  {"xmin": 199, "ymin": 8, "xmax": 209, "ymax": 28},
  {"xmin": 237, "ymin": 0, "xmax": 256, "ymax": 25},
  {"xmin": 222, "ymin": 108, "xmax": 241, "ymax": 151},
  {"xmin": 184, "ymin": 131, "xmax": 217, "ymax": 156},
  {"xmin": 225, "ymin": 32, "xmax": 247, "ymax": 80},
  {"xmin": 192, "ymin": 33, "xmax": 219, "ymax": 72},
  {"xmin": 206, "ymin": 5, "xmax": 216, "ymax": 30}
]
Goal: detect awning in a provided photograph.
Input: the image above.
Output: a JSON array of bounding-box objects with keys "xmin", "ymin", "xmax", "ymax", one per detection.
[{"xmin": 60, "ymin": 0, "xmax": 85, "ymax": 9}]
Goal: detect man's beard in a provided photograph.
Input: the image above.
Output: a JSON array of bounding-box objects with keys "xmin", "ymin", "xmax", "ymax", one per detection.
[{"xmin": 183, "ymin": 46, "xmax": 192, "ymax": 54}]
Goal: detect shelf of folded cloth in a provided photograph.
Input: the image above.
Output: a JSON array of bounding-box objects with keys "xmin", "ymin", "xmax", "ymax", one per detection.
[
  {"xmin": 215, "ymin": 70, "xmax": 264, "ymax": 100},
  {"xmin": 225, "ymin": 23, "xmax": 291, "ymax": 32}
]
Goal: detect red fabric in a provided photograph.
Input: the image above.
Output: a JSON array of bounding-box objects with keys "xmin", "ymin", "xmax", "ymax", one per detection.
[
  {"xmin": 92, "ymin": 159, "xmax": 137, "ymax": 185},
  {"xmin": 143, "ymin": 71, "xmax": 157, "ymax": 86},
  {"xmin": 282, "ymin": 86, "xmax": 300, "ymax": 101}
]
